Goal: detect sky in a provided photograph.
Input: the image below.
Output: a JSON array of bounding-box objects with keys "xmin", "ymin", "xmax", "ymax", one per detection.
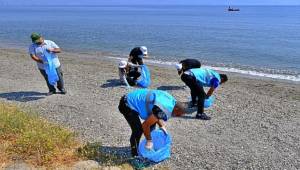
[{"xmin": 0, "ymin": 0, "xmax": 299, "ymax": 6}]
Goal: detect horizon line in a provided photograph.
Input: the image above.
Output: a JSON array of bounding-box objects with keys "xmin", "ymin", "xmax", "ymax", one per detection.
[{"xmin": 0, "ymin": 4, "xmax": 300, "ymax": 7}]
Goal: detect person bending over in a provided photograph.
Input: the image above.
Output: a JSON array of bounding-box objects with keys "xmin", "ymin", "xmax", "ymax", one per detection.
[
  {"xmin": 181, "ymin": 68, "xmax": 228, "ymax": 120},
  {"xmin": 118, "ymin": 89, "xmax": 185, "ymax": 157}
]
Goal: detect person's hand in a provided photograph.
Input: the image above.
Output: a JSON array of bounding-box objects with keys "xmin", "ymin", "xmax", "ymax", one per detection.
[
  {"xmin": 46, "ymin": 48, "xmax": 54, "ymax": 53},
  {"xmin": 160, "ymin": 126, "xmax": 168, "ymax": 135},
  {"xmin": 145, "ymin": 140, "xmax": 153, "ymax": 150},
  {"xmin": 37, "ymin": 59, "xmax": 43, "ymax": 64}
]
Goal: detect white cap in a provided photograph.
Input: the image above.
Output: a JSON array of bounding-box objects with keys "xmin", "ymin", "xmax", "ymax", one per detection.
[
  {"xmin": 140, "ymin": 46, "xmax": 148, "ymax": 55},
  {"xmin": 175, "ymin": 63, "xmax": 182, "ymax": 70},
  {"xmin": 118, "ymin": 60, "xmax": 127, "ymax": 68}
]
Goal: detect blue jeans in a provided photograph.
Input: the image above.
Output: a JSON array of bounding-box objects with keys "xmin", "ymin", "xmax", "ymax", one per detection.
[{"xmin": 39, "ymin": 66, "xmax": 65, "ymax": 92}]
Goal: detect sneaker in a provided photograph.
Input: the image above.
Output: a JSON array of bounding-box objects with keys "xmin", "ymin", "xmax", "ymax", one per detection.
[
  {"xmin": 196, "ymin": 113, "xmax": 211, "ymax": 120},
  {"xmin": 60, "ymin": 90, "xmax": 67, "ymax": 95},
  {"xmin": 58, "ymin": 88, "xmax": 67, "ymax": 94},
  {"xmin": 47, "ymin": 91, "xmax": 56, "ymax": 96}
]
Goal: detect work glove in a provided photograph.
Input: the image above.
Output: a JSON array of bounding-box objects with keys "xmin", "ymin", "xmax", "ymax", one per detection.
[{"xmin": 145, "ymin": 140, "xmax": 153, "ymax": 150}]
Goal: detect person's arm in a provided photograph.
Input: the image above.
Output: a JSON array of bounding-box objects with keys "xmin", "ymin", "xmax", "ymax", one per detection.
[
  {"xmin": 206, "ymin": 87, "xmax": 215, "ymax": 98},
  {"xmin": 122, "ymin": 75, "xmax": 131, "ymax": 87},
  {"xmin": 157, "ymin": 119, "xmax": 167, "ymax": 134},
  {"xmin": 47, "ymin": 41, "xmax": 61, "ymax": 53},
  {"xmin": 128, "ymin": 62, "xmax": 141, "ymax": 68},
  {"xmin": 142, "ymin": 114, "xmax": 158, "ymax": 140},
  {"xmin": 207, "ymin": 78, "xmax": 219, "ymax": 98},
  {"xmin": 47, "ymin": 48, "xmax": 61, "ymax": 53},
  {"xmin": 30, "ymin": 54, "xmax": 43, "ymax": 63},
  {"xmin": 142, "ymin": 114, "xmax": 159, "ymax": 149},
  {"xmin": 157, "ymin": 119, "xmax": 164, "ymax": 128}
]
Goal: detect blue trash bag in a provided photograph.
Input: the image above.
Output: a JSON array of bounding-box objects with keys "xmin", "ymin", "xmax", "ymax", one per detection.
[
  {"xmin": 137, "ymin": 65, "xmax": 151, "ymax": 88},
  {"xmin": 43, "ymin": 51, "xmax": 59, "ymax": 86},
  {"xmin": 204, "ymin": 96, "xmax": 215, "ymax": 108},
  {"xmin": 138, "ymin": 129, "xmax": 172, "ymax": 163}
]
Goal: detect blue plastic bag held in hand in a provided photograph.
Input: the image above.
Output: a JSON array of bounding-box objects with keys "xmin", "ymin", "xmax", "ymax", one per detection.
[
  {"xmin": 137, "ymin": 65, "xmax": 151, "ymax": 88},
  {"xmin": 138, "ymin": 129, "xmax": 172, "ymax": 163},
  {"xmin": 43, "ymin": 51, "xmax": 59, "ymax": 86},
  {"xmin": 204, "ymin": 96, "xmax": 215, "ymax": 108}
]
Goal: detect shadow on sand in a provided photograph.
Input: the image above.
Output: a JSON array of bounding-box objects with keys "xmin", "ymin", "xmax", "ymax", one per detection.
[
  {"xmin": 0, "ymin": 91, "xmax": 46, "ymax": 102},
  {"xmin": 157, "ymin": 85, "xmax": 185, "ymax": 91},
  {"xmin": 101, "ymin": 79, "xmax": 122, "ymax": 88},
  {"xmin": 78, "ymin": 142, "xmax": 159, "ymax": 169}
]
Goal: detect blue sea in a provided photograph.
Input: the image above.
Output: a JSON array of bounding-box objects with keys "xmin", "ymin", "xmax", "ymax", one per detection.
[{"xmin": 0, "ymin": 6, "xmax": 299, "ymax": 81}]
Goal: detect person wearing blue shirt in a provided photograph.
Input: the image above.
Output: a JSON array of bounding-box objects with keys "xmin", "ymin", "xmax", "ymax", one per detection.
[
  {"xmin": 181, "ymin": 68, "xmax": 228, "ymax": 120},
  {"xmin": 118, "ymin": 89, "xmax": 185, "ymax": 157}
]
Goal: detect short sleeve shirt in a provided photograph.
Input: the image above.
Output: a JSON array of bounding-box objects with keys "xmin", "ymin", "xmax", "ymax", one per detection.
[
  {"xmin": 210, "ymin": 78, "xmax": 220, "ymax": 88},
  {"xmin": 28, "ymin": 40, "xmax": 61, "ymax": 70}
]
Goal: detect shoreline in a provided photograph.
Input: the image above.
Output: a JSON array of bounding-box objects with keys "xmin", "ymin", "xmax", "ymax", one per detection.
[
  {"xmin": 0, "ymin": 48, "xmax": 299, "ymax": 169},
  {"xmin": 0, "ymin": 43, "xmax": 299, "ymax": 82}
]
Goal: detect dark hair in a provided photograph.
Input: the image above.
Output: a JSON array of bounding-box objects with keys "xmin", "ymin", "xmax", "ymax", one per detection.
[{"xmin": 220, "ymin": 74, "xmax": 228, "ymax": 83}]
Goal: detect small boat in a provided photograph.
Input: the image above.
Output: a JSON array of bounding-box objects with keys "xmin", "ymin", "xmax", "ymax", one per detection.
[{"xmin": 228, "ymin": 6, "xmax": 240, "ymax": 11}]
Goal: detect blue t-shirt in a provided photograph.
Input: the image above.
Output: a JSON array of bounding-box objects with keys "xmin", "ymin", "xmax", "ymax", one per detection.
[
  {"xmin": 126, "ymin": 89, "xmax": 176, "ymax": 120},
  {"xmin": 188, "ymin": 68, "xmax": 221, "ymax": 88}
]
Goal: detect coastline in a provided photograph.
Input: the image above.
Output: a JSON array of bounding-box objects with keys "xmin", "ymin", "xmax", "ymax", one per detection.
[
  {"xmin": 0, "ymin": 48, "xmax": 299, "ymax": 169},
  {"xmin": 1, "ymin": 42, "xmax": 299, "ymax": 83}
]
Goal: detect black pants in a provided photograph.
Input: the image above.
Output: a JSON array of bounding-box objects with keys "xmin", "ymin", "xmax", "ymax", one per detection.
[
  {"xmin": 181, "ymin": 73, "xmax": 206, "ymax": 114},
  {"xmin": 118, "ymin": 96, "xmax": 155, "ymax": 157},
  {"xmin": 39, "ymin": 66, "xmax": 65, "ymax": 92},
  {"xmin": 126, "ymin": 69, "xmax": 141, "ymax": 86}
]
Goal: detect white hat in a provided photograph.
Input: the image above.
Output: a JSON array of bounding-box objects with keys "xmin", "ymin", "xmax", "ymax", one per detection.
[
  {"xmin": 140, "ymin": 46, "xmax": 148, "ymax": 55},
  {"xmin": 175, "ymin": 63, "xmax": 182, "ymax": 70},
  {"xmin": 118, "ymin": 60, "xmax": 127, "ymax": 68}
]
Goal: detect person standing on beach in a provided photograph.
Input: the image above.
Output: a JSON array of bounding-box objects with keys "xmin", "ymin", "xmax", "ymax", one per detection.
[
  {"xmin": 175, "ymin": 58, "xmax": 201, "ymax": 76},
  {"xmin": 118, "ymin": 89, "xmax": 185, "ymax": 157},
  {"xmin": 28, "ymin": 33, "xmax": 66, "ymax": 95},
  {"xmin": 180, "ymin": 68, "xmax": 228, "ymax": 120}
]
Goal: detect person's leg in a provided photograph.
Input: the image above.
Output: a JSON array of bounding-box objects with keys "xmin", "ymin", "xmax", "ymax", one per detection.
[
  {"xmin": 127, "ymin": 70, "xmax": 141, "ymax": 84},
  {"xmin": 39, "ymin": 69, "xmax": 56, "ymax": 93},
  {"xmin": 196, "ymin": 85, "xmax": 205, "ymax": 114},
  {"xmin": 56, "ymin": 66, "xmax": 66, "ymax": 93},
  {"xmin": 126, "ymin": 113, "xmax": 143, "ymax": 156},
  {"xmin": 126, "ymin": 77, "xmax": 136, "ymax": 86},
  {"xmin": 132, "ymin": 71, "xmax": 141, "ymax": 81},
  {"xmin": 195, "ymin": 84, "xmax": 211, "ymax": 120},
  {"xmin": 181, "ymin": 74, "xmax": 198, "ymax": 107},
  {"xmin": 118, "ymin": 97, "xmax": 143, "ymax": 157}
]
